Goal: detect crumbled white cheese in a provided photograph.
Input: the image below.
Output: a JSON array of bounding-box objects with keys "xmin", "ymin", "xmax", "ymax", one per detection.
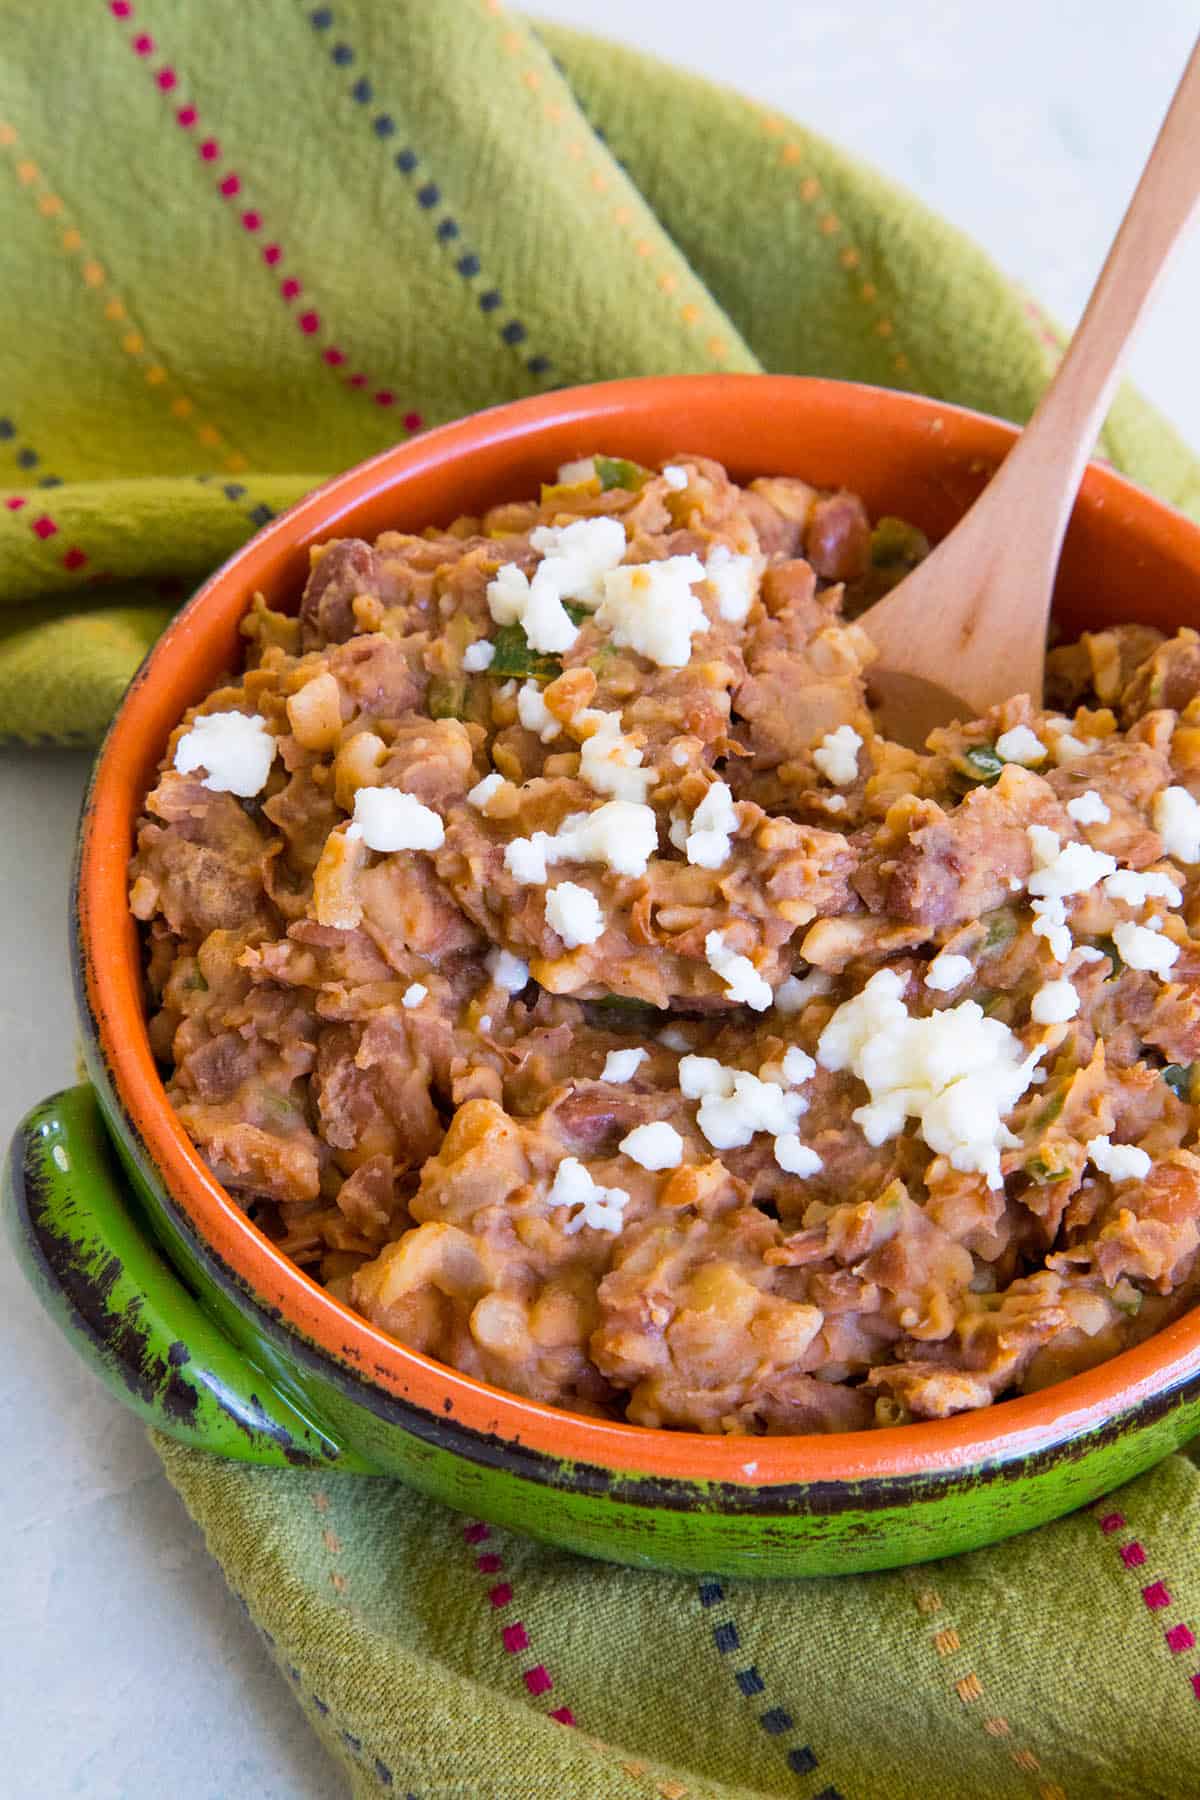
[
  {"xmin": 175, "ymin": 710, "xmax": 275, "ymax": 797},
  {"xmin": 782, "ymin": 1045, "xmax": 817, "ymax": 1085},
  {"xmin": 487, "ymin": 515, "xmax": 627, "ymax": 657},
  {"xmin": 505, "ymin": 836, "xmax": 552, "ymax": 884},
  {"xmin": 705, "ymin": 930, "xmax": 773, "ymax": 1011},
  {"xmin": 505, "ymin": 800, "xmax": 660, "ymax": 885},
  {"xmin": 352, "ymin": 787, "xmax": 445, "ymax": 852},
  {"xmin": 619, "ymin": 1121, "xmax": 683, "ymax": 1170},
  {"xmin": 1112, "ymin": 919, "xmax": 1179, "ymax": 977},
  {"xmin": 1086, "ymin": 1135, "xmax": 1152, "ymax": 1182},
  {"xmin": 926, "ymin": 952, "xmax": 973, "ymax": 992},
  {"xmin": 662, "ymin": 464, "xmax": 688, "ymax": 491},
  {"xmin": 551, "ymin": 1157, "xmax": 630, "ymax": 1234},
  {"xmin": 704, "ymin": 545, "xmax": 758, "ymax": 622},
  {"xmin": 1027, "ymin": 825, "xmax": 1117, "ymax": 900},
  {"xmin": 595, "ymin": 555, "xmax": 708, "ymax": 668},
  {"xmin": 1031, "ymin": 980, "xmax": 1078, "ymax": 1024},
  {"xmin": 813, "ymin": 725, "xmax": 862, "ymax": 787},
  {"xmin": 1154, "ymin": 786, "xmax": 1200, "ymax": 864},
  {"xmin": 775, "ymin": 969, "xmax": 833, "ymax": 1013},
  {"xmin": 691, "ymin": 1065, "xmax": 809, "ymax": 1151},
  {"xmin": 816, "ymin": 967, "xmax": 1042, "ymax": 1187},
  {"xmin": 668, "ymin": 813, "xmax": 690, "ymax": 852},
  {"xmin": 1066, "ymin": 790, "xmax": 1111, "ymax": 825},
  {"xmin": 685, "ymin": 781, "xmax": 739, "ymax": 869},
  {"xmin": 1103, "ymin": 868, "xmax": 1183, "ymax": 909},
  {"xmin": 678, "ymin": 1054, "xmax": 732, "ymax": 1099},
  {"xmin": 1075, "ymin": 946, "xmax": 1107, "ymax": 964},
  {"xmin": 497, "ymin": 679, "xmax": 517, "ymax": 700},
  {"xmin": 401, "ymin": 983, "xmax": 427, "ymax": 1008},
  {"xmin": 545, "ymin": 880, "xmax": 605, "ymax": 948},
  {"xmin": 530, "ymin": 515, "xmax": 628, "ymax": 607},
  {"xmin": 467, "ymin": 772, "xmax": 506, "ymax": 810},
  {"xmin": 487, "ymin": 562, "xmax": 577, "ymax": 656},
  {"xmin": 478, "ymin": 1014, "xmax": 492, "ymax": 1032},
  {"xmin": 823, "ymin": 794, "xmax": 848, "ymax": 813},
  {"xmin": 670, "ymin": 743, "xmax": 691, "ymax": 768},
  {"xmin": 576, "ymin": 708, "xmax": 653, "ymax": 804},
  {"xmin": 601, "ymin": 1047, "xmax": 648, "ymax": 1084},
  {"xmin": 658, "ymin": 1026, "xmax": 693, "ymax": 1053},
  {"xmin": 774, "ymin": 1135, "xmax": 823, "ymax": 1177},
  {"xmin": 995, "ymin": 725, "xmax": 1046, "ymax": 767},
  {"xmin": 485, "ymin": 946, "xmax": 529, "ymax": 992},
  {"xmin": 462, "ymin": 639, "xmax": 495, "ymax": 672},
  {"xmin": 1031, "ymin": 894, "xmax": 1072, "ymax": 963},
  {"xmin": 1051, "ymin": 731, "xmax": 1100, "ymax": 764},
  {"xmin": 556, "ymin": 457, "xmax": 596, "ymax": 485},
  {"xmin": 517, "ymin": 679, "xmax": 563, "ymax": 744}
]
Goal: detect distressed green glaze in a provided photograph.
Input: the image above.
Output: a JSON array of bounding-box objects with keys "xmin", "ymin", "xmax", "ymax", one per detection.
[
  {"xmin": 10, "ymin": 1083, "xmax": 1200, "ymax": 1576},
  {"xmin": 5, "ymin": 1087, "xmax": 371, "ymax": 1472}
]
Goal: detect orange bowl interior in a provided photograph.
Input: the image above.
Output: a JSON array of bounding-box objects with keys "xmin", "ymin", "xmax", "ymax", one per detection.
[{"xmin": 79, "ymin": 374, "xmax": 1200, "ymax": 1487}]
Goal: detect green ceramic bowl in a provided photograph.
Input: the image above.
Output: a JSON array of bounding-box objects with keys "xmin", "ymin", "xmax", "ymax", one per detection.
[{"xmin": 10, "ymin": 375, "xmax": 1200, "ymax": 1578}]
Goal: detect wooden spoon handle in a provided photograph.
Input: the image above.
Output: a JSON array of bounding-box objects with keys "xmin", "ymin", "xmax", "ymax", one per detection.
[
  {"xmin": 1000, "ymin": 31, "xmax": 1200, "ymax": 545},
  {"xmin": 858, "ymin": 34, "xmax": 1200, "ymax": 728}
]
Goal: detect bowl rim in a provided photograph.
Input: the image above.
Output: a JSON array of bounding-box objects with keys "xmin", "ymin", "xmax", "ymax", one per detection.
[{"xmin": 76, "ymin": 371, "xmax": 1200, "ymax": 1489}]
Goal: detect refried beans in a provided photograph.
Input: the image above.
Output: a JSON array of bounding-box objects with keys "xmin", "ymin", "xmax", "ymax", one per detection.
[{"xmin": 128, "ymin": 453, "xmax": 1200, "ymax": 1433}]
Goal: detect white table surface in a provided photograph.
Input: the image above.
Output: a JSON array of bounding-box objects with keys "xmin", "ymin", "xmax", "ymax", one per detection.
[{"xmin": 3, "ymin": 4, "xmax": 1199, "ymax": 1795}]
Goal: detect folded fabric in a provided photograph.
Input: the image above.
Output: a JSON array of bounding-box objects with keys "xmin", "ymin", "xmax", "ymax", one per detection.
[
  {"xmin": 3, "ymin": 0, "xmax": 1197, "ymax": 744},
  {"xmin": 11, "ymin": 3, "xmax": 1200, "ymax": 1796}
]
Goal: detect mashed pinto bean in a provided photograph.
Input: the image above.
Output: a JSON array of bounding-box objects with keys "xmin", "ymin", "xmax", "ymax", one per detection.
[{"xmin": 129, "ymin": 454, "xmax": 1200, "ymax": 1433}]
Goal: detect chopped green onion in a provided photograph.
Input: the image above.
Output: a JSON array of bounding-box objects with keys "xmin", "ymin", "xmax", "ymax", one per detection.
[
  {"xmin": 1163, "ymin": 1063, "xmax": 1194, "ymax": 1101},
  {"xmin": 185, "ymin": 967, "xmax": 209, "ymax": 993},
  {"xmin": 488, "ymin": 603, "xmax": 590, "ymax": 683},
  {"xmin": 1033, "ymin": 1090, "xmax": 1066, "ymax": 1129},
  {"xmin": 1096, "ymin": 935, "xmax": 1124, "ymax": 976},
  {"xmin": 595, "ymin": 456, "xmax": 651, "ymax": 492},
  {"xmin": 870, "ymin": 516, "xmax": 930, "ymax": 571},
  {"xmin": 984, "ymin": 907, "xmax": 1019, "ymax": 950},
  {"xmin": 1025, "ymin": 1153, "xmax": 1071, "ymax": 1184},
  {"xmin": 583, "ymin": 996, "xmax": 663, "ymax": 1032},
  {"xmin": 962, "ymin": 743, "xmax": 1004, "ymax": 785},
  {"xmin": 427, "ymin": 675, "xmax": 468, "ymax": 720},
  {"xmin": 1112, "ymin": 1281, "xmax": 1143, "ymax": 1317}
]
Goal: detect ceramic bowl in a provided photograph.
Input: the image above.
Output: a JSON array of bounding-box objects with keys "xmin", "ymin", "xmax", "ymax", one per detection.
[{"xmin": 9, "ymin": 374, "xmax": 1200, "ymax": 1577}]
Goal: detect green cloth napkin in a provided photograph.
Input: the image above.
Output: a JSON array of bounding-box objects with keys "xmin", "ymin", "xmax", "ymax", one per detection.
[{"xmin": 10, "ymin": 2, "xmax": 1200, "ymax": 1794}]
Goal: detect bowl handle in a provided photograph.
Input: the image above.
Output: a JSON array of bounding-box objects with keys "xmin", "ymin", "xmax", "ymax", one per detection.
[{"xmin": 5, "ymin": 1084, "xmax": 374, "ymax": 1472}]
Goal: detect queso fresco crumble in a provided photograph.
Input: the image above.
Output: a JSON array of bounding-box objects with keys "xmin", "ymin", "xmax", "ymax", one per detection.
[{"xmin": 129, "ymin": 453, "xmax": 1200, "ymax": 1434}]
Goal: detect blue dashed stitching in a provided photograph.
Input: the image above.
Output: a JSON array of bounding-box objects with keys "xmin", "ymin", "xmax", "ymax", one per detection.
[
  {"xmin": 699, "ymin": 1581, "xmax": 836, "ymax": 1792},
  {"xmin": 303, "ymin": 4, "xmax": 552, "ymax": 382}
]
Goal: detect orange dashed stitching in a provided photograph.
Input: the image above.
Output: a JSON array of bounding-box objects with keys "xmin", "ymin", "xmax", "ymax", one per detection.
[
  {"xmin": 754, "ymin": 109, "xmax": 918, "ymax": 378},
  {"xmin": 0, "ymin": 118, "xmax": 247, "ymax": 472},
  {"xmin": 906, "ymin": 1578, "xmax": 1066, "ymax": 1795},
  {"xmin": 311, "ymin": 1492, "xmax": 350, "ymax": 1600},
  {"xmin": 478, "ymin": 0, "xmax": 735, "ymax": 365}
]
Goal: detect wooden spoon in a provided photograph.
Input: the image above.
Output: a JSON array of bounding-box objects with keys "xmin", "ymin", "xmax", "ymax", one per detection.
[{"xmin": 860, "ymin": 35, "xmax": 1200, "ymax": 749}]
